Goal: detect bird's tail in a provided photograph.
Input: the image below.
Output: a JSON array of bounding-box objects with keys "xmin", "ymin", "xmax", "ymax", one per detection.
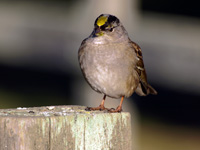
[{"xmin": 135, "ymin": 81, "xmax": 157, "ymax": 96}]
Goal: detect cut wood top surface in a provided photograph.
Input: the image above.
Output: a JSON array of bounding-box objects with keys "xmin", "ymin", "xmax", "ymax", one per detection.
[{"xmin": 0, "ymin": 105, "xmax": 130, "ymax": 117}]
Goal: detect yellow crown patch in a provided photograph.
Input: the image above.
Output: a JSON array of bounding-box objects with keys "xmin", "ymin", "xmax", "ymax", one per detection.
[{"xmin": 97, "ymin": 16, "xmax": 108, "ymax": 27}]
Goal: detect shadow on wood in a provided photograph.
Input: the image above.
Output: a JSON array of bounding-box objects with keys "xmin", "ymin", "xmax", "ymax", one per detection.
[{"xmin": 0, "ymin": 105, "xmax": 132, "ymax": 150}]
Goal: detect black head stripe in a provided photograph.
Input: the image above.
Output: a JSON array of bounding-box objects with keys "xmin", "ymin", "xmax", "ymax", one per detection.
[{"xmin": 107, "ymin": 15, "xmax": 119, "ymax": 24}]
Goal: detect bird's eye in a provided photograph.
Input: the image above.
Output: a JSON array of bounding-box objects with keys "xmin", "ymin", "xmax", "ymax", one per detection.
[
  {"xmin": 100, "ymin": 24, "xmax": 106, "ymax": 31},
  {"xmin": 109, "ymin": 28, "xmax": 113, "ymax": 32}
]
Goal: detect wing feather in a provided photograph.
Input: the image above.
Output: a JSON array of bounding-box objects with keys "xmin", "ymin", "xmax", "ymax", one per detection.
[{"xmin": 131, "ymin": 41, "xmax": 157, "ymax": 96}]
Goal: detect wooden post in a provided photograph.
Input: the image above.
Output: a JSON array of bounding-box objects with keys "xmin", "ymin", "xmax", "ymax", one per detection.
[{"xmin": 0, "ymin": 105, "xmax": 132, "ymax": 150}]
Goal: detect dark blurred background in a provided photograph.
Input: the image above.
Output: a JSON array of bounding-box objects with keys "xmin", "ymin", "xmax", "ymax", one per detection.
[{"xmin": 0, "ymin": 0, "xmax": 200, "ymax": 149}]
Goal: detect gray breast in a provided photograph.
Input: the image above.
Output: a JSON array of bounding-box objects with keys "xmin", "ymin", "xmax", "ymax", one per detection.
[{"xmin": 79, "ymin": 41, "xmax": 139, "ymax": 98}]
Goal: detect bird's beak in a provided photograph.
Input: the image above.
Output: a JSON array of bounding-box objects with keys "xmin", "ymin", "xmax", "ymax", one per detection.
[{"xmin": 95, "ymin": 27, "xmax": 101, "ymax": 34}]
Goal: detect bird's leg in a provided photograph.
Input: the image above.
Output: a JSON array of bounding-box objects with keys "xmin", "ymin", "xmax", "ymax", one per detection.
[
  {"xmin": 85, "ymin": 95, "xmax": 107, "ymax": 111},
  {"xmin": 108, "ymin": 96, "xmax": 124, "ymax": 113},
  {"xmin": 99, "ymin": 95, "xmax": 106, "ymax": 110}
]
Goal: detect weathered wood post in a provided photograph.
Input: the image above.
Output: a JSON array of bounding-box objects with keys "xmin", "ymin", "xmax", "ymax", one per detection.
[{"xmin": 0, "ymin": 105, "xmax": 132, "ymax": 150}]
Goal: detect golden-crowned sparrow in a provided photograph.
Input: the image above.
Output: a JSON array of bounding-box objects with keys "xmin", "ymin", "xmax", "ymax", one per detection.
[{"xmin": 78, "ymin": 14, "xmax": 157, "ymax": 112}]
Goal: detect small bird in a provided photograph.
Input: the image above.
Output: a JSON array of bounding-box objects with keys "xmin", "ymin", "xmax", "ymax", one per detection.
[{"xmin": 78, "ymin": 14, "xmax": 157, "ymax": 112}]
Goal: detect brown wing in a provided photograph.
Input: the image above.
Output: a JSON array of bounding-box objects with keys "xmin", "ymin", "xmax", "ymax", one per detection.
[{"xmin": 131, "ymin": 41, "xmax": 157, "ymax": 96}]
